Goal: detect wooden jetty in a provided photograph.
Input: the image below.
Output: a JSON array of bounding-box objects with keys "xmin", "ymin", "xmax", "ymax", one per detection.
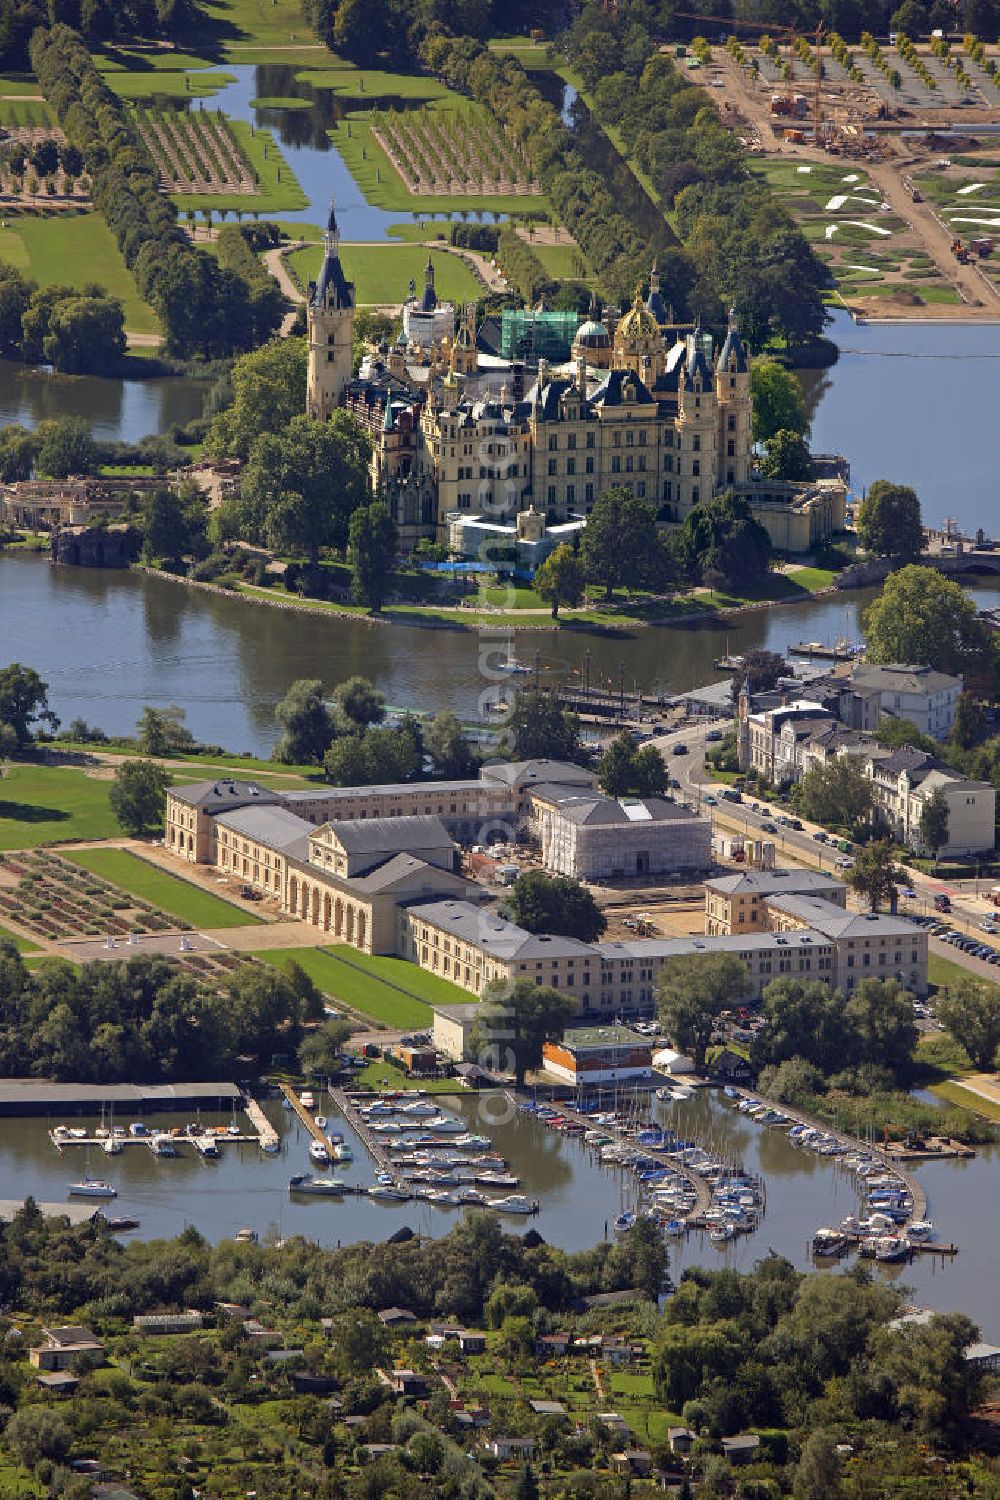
[
  {"xmin": 727, "ymin": 1087, "xmax": 929, "ymax": 1228},
  {"xmin": 328, "ymin": 1087, "xmax": 406, "ymax": 1187},
  {"xmin": 514, "ymin": 1092, "xmax": 714, "ymax": 1222},
  {"xmin": 242, "ymin": 1094, "xmax": 280, "ymax": 1152}
]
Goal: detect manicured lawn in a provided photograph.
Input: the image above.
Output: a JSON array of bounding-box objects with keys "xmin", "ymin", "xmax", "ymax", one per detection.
[
  {"xmin": 288, "ymin": 241, "xmax": 482, "ymax": 306},
  {"xmin": 0, "ymin": 76, "xmax": 48, "ymax": 95},
  {"xmin": 0, "ymin": 97, "xmax": 55, "ymax": 127},
  {"xmin": 62, "ymin": 848, "xmax": 260, "ymax": 928},
  {"xmin": 171, "ymin": 120, "xmax": 307, "ymax": 215},
  {"xmin": 523, "ymin": 239, "xmax": 589, "ymax": 280},
  {"xmin": 0, "ymin": 923, "xmax": 38, "ymax": 952},
  {"xmin": 331, "ymin": 945, "xmax": 473, "ymax": 1008},
  {"xmin": 294, "ymin": 68, "xmax": 455, "ymax": 99},
  {"xmin": 784, "ymin": 565, "xmax": 838, "ymax": 591},
  {"xmin": 108, "ymin": 69, "xmax": 235, "ymax": 99},
  {"xmin": 0, "ymin": 211, "xmax": 159, "ymax": 333},
  {"xmin": 0, "ymin": 763, "xmax": 120, "ymax": 848},
  {"xmin": 261, "ymin": 944, "xmax": 470, "ymax": 1027}
]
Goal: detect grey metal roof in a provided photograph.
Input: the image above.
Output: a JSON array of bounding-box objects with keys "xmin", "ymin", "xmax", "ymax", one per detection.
[
  {"xmin": 348, "ymin": 853, "xmax": 468, "ymax": 895},
  {"xmin": 534, "ymin": 791, "xmax": 699, "ymax": 827},
  {"xmin": 765, "ymin": 896, "xmax": 920, "ymax": 940},
  {"xmin": 284, "ymin": 779, "xmax": 492, "ymax": 803},
  {"xmin": 170, "ymin": 780, "xmax": 282, "ymax": 812},
  {"xmin": 215, "ymin": 804, "xmax": 316, "ymax": 854},
  {"xmin": 481, "ymin": 759, "xmax": 596, "ymax": 790},
  {"xmin": 408, "ymin": 899, "xmax": 593, "ymax": 961},
  {"xmin": 705, "ymin": 870, "xmax": 845, "ymax": 897},
  {"xmin": 595, "ymin": 930, "xmax": 833, "ymax": 960},
  {"xmin": 325, "ymin": 815, "xmax": 452, "ymax": 856},
  {"xmin": 849, "ymin": 663, "xmax": 962, "ymax": 695},
  {"xmin": 0, "ymin": 1080, "xmax": 241, "ymax": 1106}
]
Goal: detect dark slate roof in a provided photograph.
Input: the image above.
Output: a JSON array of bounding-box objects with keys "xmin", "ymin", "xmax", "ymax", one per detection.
[
  {"xmin": 327, "ymin": 814, "xmax": 453, "ymax": 856},
  {"xmin": 419, "ymin": 257, "xmax": 437, "ymax": 313},
  {"xmin": 717, "ymin": 324, "xmax": 748, "ymax": 374},
  {"xmin": 170, "ymin": 780, "xmax": 282, "ymax": 812},
  {"xmin": 591, "ymin": 368, "xmax": 655, "ymax": 408},
  {"xmin": 685, "ymin": 344, "xmax": 712, "ymax": 386},
  {"xmin": 313, "ymin": 246, "xmax": 353, "ymax": 310}
]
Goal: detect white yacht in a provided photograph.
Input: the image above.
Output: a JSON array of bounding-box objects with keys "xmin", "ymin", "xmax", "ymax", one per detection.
[
  {"xmin": 300, "ymin": 1090, "xmax": 316, "ymax": 1110},
  {"xmin": 489, "ymin": 1194, "xmax": 536, "ymax": 1215},
  {"xmin": 69, "ymin": 1178, "xmax": 117, "ymax": 1198},
  {"xmin": 309, "ymin": 1139, "xmax": 330, "ymax": 1165},
  {"xmin": 102, "ymin": 1135, "xmax": 123, "ymax": 1156}
]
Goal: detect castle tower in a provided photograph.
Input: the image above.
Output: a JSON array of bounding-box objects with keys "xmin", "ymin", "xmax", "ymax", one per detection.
[
  {"xmin": 645, "ymin": 260, "xmax": 669, "ymax": 327},
  {"xmin": 306, "ymin": 196, "xmax": 355, "ymax": 421},
  {"xmin": 612, "ymin": 290, "xmax": 666, "ymax": 382},
  {"xmin": 674, "ymin": 327, "xmax": 718, "ymax": 518},
  {"xmin": 715, "ymin": 305, "xmax": 752, "ymax": 490},
  {"xmin": 451, "ymin": 303, "xmax": 479, "ymax": 376}
]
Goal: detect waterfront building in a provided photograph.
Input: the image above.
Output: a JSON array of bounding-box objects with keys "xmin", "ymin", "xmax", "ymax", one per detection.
[
  {"xmin": 306, "ymin": 224, "xmax": 846, "ymax": 554},
  {"xmin": 541, "ymin": 1026, "xmax": 653, "ymax": 1085},
  {"xmin": 832, "ymin": 662, "xmax": 963, "ymax": 740}
]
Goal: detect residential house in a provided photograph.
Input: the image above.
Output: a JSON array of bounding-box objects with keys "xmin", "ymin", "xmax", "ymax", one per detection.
[
  {"xmin": 721, "ymin": 1433, "xmax": 761, "ymax": 1465},
  {"xmin": 598, "ymin": 1413, "xmax": 634, "ymax": 1440},
  {"xmin": 834, "ymin": 662, "xmax": 962, "ymax": 739},
  {"xmin": 536, "ymin": 1332, "xmax": 571, "ymax": 1357},
  {"xmin": 377, "ymin": 1307, "xmax": 418, "ymax": 1328},
  {"xmin": 611, "ymin": 1450, "xmax": 653, "ymax": 1478},
  {"xmin": 867, "ymin": 748, "xmax": 996, "ymax": 856},
  {"xmin": 29, "ymin": 1326, "xmax": 105, "ymax": 1371},
  {"xmin": 486, "ymin": 1436, "xmax": 537, "ymax": 1460},
  {"xmin": 529, "ymin": 1398, "xmax": 568, "ymax": 1420},
  {"xmin": 668, "ymin": 1427, "xmax": 695, "ymax": 1456}
]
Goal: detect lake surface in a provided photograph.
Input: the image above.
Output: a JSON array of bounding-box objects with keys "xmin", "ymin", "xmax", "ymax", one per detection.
[
  {"xmin": 1, "ymin": 1088, "xmax": 991, "ymax": 1336},
  {"xmin": 3, "ymin": 554, "xmax": 999, "ymax": 756},
  {"xmin": 0, "ymin": 359, "xmax": 207, "ymax": 445}
]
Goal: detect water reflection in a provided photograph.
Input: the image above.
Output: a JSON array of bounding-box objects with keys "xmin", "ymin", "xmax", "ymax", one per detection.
[{"xmin": 0, "ymin": 360, "xmax": 205, "ymax": 443}]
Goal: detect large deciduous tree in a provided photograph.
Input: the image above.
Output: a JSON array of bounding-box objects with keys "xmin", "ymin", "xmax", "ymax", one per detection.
[
  {"xmin": 207, "ymin": 338, "xmax": 308, "ymax": 461},
  {"xmin": 918, "ymin": 786, "xmax": 950, "ymax": 864},
  {"xmin": 505, "ymin": 869, "xmax": 607, "ymax": 942},
  {"xmin": 597, "ymin": 732, "xmax": 667, "ymax": 797},
  {"xmin": 677, "ymin": 492, "xmax": 772, "ymax": 592},
  {"xmin": 535, "ymin": 543, "xmax": 585, "ymax": 619},
  {"xmin": 856, "ymin": 480, "xmax": 924, "ymax": 561},
  {"xmin": 471, "ymin": 979, "xmax": 575, "ymax": 1087},
  {"xmin": 234, "ymin": 412, "xmax": 369, "ymax": 565},
  {"xmin": 937, "ymin": 977, "xmax": 1000, "ymax": 1070},
  {"xmin": 761, "ymin": 427, "xmax": 811, "ymax": 481},
  {"xmin": 424, "ymin": 711, "xmax": 477, "ymax": 779},
  {"xmin": 749, "ymin": 358, "xmax": 808, "ymax": 444},
  {"xmin": 274, "ymin": 679, "xmax": 335, "ymax": 765},
  {"xmin": 0, "ymin": 663, "xmax": 58, "ymax": 747},
  {"xmin": 793, "ymin": 757, "xmax": 874, "ymax": 833},
  {"xmin": 862, "ymin": 565, "xmax": 984, "ymax": 674},
  {"xmin": 579, "ymin": 487, "xmax": 663, "ymax": 599},
  {"xmin": 657, "ymin": 952, "xmax": 748, "ymax": 1071},
  {"xmin": 846, "ymin": 838, "xmax": 903, "ymax": 912},
  {"xmin": 109, "ymin": 759, "xmax": 171, "ymax": 835},
  {"xmin": 349, "ymin": 500, "xmax": 397, "ymax": 614},
  {"xmin": 502, "ymin": 686, "xmax": 581, "ymax": 763}
]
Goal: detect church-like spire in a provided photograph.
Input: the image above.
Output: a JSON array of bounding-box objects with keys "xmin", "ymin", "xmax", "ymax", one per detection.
[
  {"xmin": 325, "ymin": 195, "xmax": 340, "ymax": 252},
  {"xmin": 312, "ymin": 192, "xmax": 353, "ymax": 310}
]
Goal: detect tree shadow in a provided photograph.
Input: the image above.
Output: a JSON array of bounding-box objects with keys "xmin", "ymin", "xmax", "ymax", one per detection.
[{"xmin": 0, "ymin": 800, "xmax": 70, "ymax": 825}]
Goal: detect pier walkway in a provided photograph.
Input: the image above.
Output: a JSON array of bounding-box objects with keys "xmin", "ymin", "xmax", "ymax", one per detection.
[
  {"xmin": 242, "ymin": 1095, "xmax": 280, "ymax": 1151},
  {"xmin": 329, "ymin": 1088, "xmax": 405, "ymax": 1186},
  {"xmin": 511, "ymin": 1092, "xmax": 714, "ymax": 1221},
  {"xmin": 727, "ymin": 1087, "xmax": 928, "ymax": 1226}
]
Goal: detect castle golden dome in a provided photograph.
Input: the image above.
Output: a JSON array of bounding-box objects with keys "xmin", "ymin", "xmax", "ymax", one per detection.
[{"xmin": 615, "ymin": 291, "xmax": 661, "ymax": 347}]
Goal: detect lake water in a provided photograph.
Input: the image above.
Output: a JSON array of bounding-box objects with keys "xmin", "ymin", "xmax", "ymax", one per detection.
[
  {"xmin": 3, "ymin": 553, "xmax": 999, "ymax": 755},
  {"xmin": 3, "ymin": 1088, "xmax": 992, "ymax": 1337}
]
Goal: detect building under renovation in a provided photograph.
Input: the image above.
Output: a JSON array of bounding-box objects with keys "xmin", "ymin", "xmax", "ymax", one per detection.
[{"xmin": 530, "ymin": 787, "xmax": 713, "ymax": 881}]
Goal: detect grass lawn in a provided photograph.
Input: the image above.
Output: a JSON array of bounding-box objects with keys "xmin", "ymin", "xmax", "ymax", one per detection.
[
  {"xmin": 0, "ymin": 76, "xmax": 47, "ymax": 95},
  {"xmin": 107, "ymin": 68, "xmax": 234, "ymax": 99},
  {"xmin": 294, "ymin": 68, "xmax": 455, "ymax": 99},
  {"xmin": 0, "ymin": 211, "xmax": 159, "ymax": 334},
  {"xmin": 0, "ymin": 762, "xmax": 120, "ymax": 849},
  {"xmin": 932, "ymin": 1078, "xmax": 1000, "ymax": 1122},
  {"xmin": 351, "ymin": 1056, "xmax": 463, "ymax": 1093},
  {"xmin": 62, "ymin": 847, "xmax": 260, "ymax": 928},
  {"xmin": 524, "ymin": 239, "xmax": 589, "ymax": 280},
  {"xmin": 180, "ymin": 0, "xmax": 325, "ymax": 54},
  {"xmin": 170, "ymin": 120, "xmax": 307, "ymax": 215},
  {"xmin": 784, "ymin": 565, "xmax": 838, "ymax": 591},
  {"xmin": 928, "ymin": 951, "xmax": 995, "ymax": 993},
  {"xmin": 288, "ymin": 241, "xmax": 483, "ymax": 306},
  {"xmin": 0, "ymin": 97, "xmax": 54, "ymax": 127},
  {"xmin": 261, "ymin": 944, "xmax": 469, "ymax": 1026},
  {"xmin": 0, "ymin": 923, "xmax": 38, "ymax": 952}
]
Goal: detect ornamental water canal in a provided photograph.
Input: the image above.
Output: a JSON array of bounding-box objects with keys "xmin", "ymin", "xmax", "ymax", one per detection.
[{"xmin": 0, "ymin": 1088, "xmax": 992, "ymax": 1332}]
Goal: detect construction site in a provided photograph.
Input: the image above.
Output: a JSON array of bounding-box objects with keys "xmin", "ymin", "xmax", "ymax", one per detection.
[{"xmin": 693, "ymin": 27, "xmax": 1000, "ymax": 318}]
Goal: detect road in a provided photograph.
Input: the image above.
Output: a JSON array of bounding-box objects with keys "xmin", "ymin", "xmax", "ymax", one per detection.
[
  {"xmin": 647, "ymin": 718, "xmax": 1000, "ymax": 981},
  {"xmin": 712, "ymin": 51, "xmax": 1000, "ymax": 317}
]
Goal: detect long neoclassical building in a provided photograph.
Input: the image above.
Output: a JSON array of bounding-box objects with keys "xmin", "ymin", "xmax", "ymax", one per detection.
[{"xmin": 304, "ymin": 201, "xmax": 845, "ymax": 554}]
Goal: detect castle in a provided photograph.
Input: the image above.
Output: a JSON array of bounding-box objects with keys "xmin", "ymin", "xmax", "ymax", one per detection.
[{"xmin": 306, "ymin": 200, "xmax": 845, "ymax": 556}]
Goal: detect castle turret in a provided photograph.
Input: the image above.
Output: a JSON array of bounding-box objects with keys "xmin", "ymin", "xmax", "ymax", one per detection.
[
  {"xmin": 675, "ymin": 327, "xmax": 718, "ymax": 517},
  {"xmin": 715, "ymin": 305, "xmax": 752, "ymax": 489},
  {"xmin": 306, "ymin": 196, "xmax": 355, "ymax": 421}
]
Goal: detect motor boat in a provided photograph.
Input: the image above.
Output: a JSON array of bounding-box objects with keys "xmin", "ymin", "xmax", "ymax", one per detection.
[
  {"xmin": 368, "ymin": 1183, "xmax": 411, "ymax": 1201},
  {"xmin": 150, "ymin": 1134, "xmax": 177, "ymax": 1157},
  {"xmin": 907, "ymin": 1219, "xmax": 933, "ymax": 1240},
  {"xmin": 708, "ymin": 1222, "xmax": 736, "ymax": 1243},
  {"xmin": 235, "ymin": 1227, "xmax": 258, "ymax": 1244},
  {"xmin": 614, "ymin": 1212, "xmax": 636, "ymax": 1235},
  {"xmin": 333, "ymin": 1140, "xmax": 353, "ymax": 1163},
  {"xmin": 489, "ymin": 1194, "xmax": 536, "ymax": 1215},
  {"xmin": 103, "ymin": 1135, "xmax": 123, "ymax": 1155},
  {"xmin": 68, "ymin": 1178, "xmax": 117, "ymax": 1198},
  {"xmin": 289, "ymin": 1173, "xmax": 343, "ymax": 1196},
  {"xmin": 309, "ymin": 1139, "xmax": 331, "ymax": 1165},
  {"xmin": 300, "ymin": 1091, "xmax": 315, "ymax": 1110},
  {"xmin": 812, "ymin": 1228, "xmax": 848, "ymax": 1257},
  {"xmin": 875, "ymin": 1234, "xmax": 911, "ymax": 1263},
  {"xmin": 315, "ymin": 1114, "xmax": 328, "ymax": 1130}
]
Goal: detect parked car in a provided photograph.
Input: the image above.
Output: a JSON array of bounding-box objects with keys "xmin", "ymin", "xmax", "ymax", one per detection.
[
  {"xmin": 704, "ymin": 794, "xmax": 718, "ymax": 805},
  {"xmin": 706, "ymin": 729, "xmax": 723, "ymax": 742},
  {"xmin": 761, "ymin": 822, "xmax": 778, "ymax": 834},
  {"xmin": 672, "ymin": 743, "xmax": 689, "ymax": 756}
]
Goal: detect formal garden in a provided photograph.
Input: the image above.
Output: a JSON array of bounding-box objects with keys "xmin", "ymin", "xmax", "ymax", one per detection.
[
  {"xmin": 0, "ymin": 848, "xmax": 186, "ymax": 941},
  {"xmin": 372, "ymin": 102, "xmax": 540, "ymax": 198},
  {"xmin": 138, "ymin": 106, "xmax": 254, "ymax": 196}
]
